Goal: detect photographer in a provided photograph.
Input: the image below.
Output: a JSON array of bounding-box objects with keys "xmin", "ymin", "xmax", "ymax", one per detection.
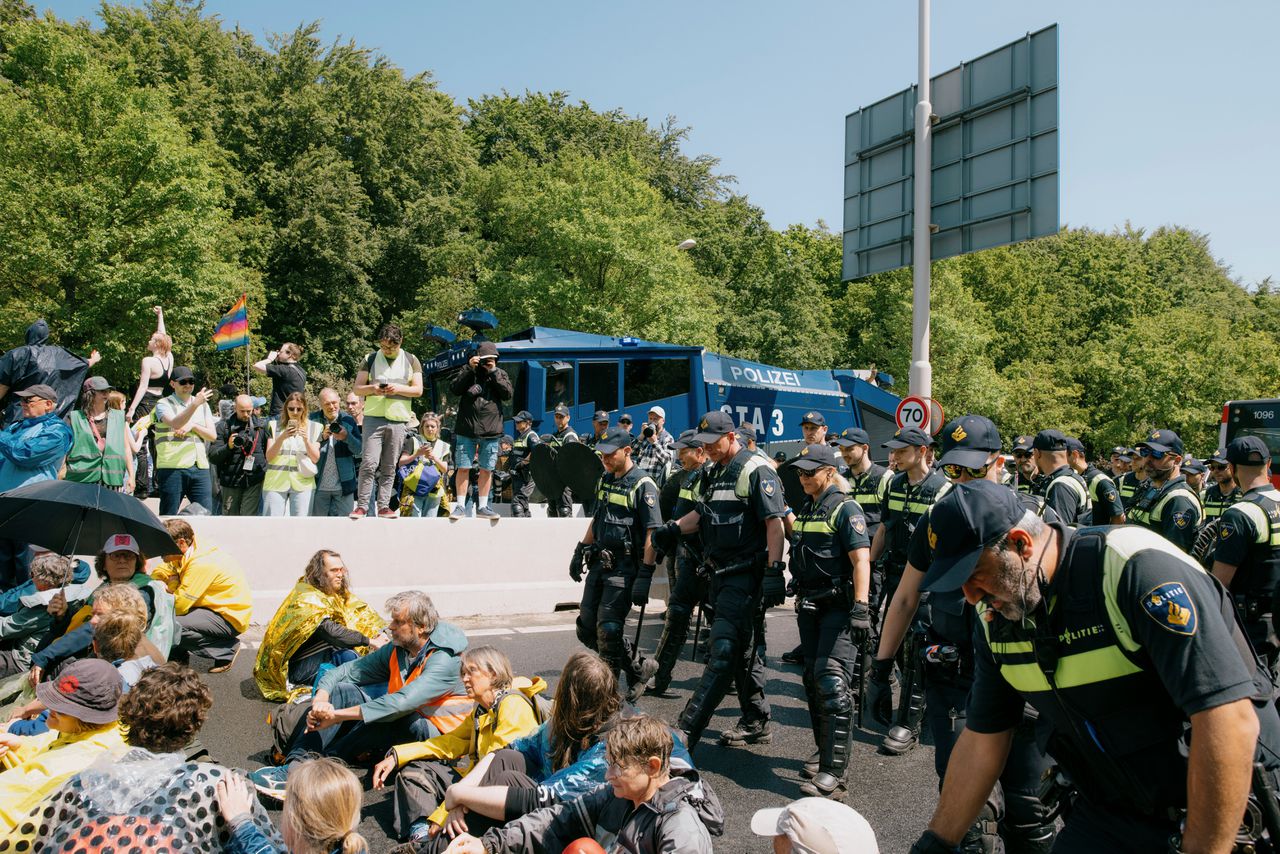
[
  {"xmin": 634, "ymin": 405, "xmax": 675, "ymax": 483},
  {"xmin": 208, "ymin": 394, "xmax": 268, "ymax": 516},
  {"xmin": 448, "ymin": 341, "xmax": 512, "ymax": 519},
  {"xmin": 252, "ymin": 342, "xmax": 307, "ymax": 420},
  {"xmin": 309, "ymin": 387, "xmax": 363, "ymax": 517}
]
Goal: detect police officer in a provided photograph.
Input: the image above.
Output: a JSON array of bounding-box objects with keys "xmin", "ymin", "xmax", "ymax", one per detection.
[
  {"xmin": 833, "ymin": 427, "xmax": 893, "ymax": 541},
  {"xmin": 1115, "ymin": 447, "xmax": 1147, "ymax": 511},
  {"xmin": 582, "ymin": 411, "xmax": 609, "ymax": 450},
  {"xmin": 568, "ymin": 427, "xmax": 660, "ymax": 702},
  {"xmin": 1129, "ymin": 428, "xmax": 1202, "ymax": 552},
  {"xmin": 1203, "ymin": 448, "xmax": 1243, "ymax": 523},
  {"xmin": 911, "ymin": 479, "xmax": 1280, "ymax": 853},
  {"xmin": 1066, "ymin": 437, "xmax": 1125, "ymax": 525},
  {"xmin": 1030, "ymin": 430, "xmax": 1091, "ymax": 525},
  {"xmin": 867, "ymin": 425, "xmax": 949, "ymax": 754},
  {"xmin": 652, "ymin": 411, "xmax": 787, "ymax": 749},
  {"xmin": 508, "ymin": 411, "xmax": 540, "ymax": 517},
  {"xmin": 1010, "ymin": 435, "xmax": 1038, "ymax": 494},
  {"xmin": 870, "ymin": 417, "xmax": 1055, "ymax": 853},
  {"xmin": 1212, "ymin": 435, "xmax": 1280, "ymax": 671},
  {"xmin": 1183, "ymin": 457, "xmax": 1208, "ymax": 496},
  {"xmin": 1108, "ymin": 446, "xmax": 1131, "ymax": 479},
  {"xmin": 647, "ymin": 429, "xmax": 711, "ymax": 698},
  {"xmin": 544, "ymin": 403, "xmax": 578, "ymax": 517},
  {"xmin": 788, "ymin": 443, "xmax": 871, "ymax": 799}
]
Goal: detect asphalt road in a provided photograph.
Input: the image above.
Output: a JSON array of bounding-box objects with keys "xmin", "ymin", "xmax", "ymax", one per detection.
[{"xmin": 200, "ymin": 608, "xmax": 938, "ymax": 852}]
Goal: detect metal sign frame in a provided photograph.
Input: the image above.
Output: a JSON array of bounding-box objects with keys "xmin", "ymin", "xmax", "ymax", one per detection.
[{"xmin": 843, "ymin": 24, "xmax": 1059, "ymax": 280}]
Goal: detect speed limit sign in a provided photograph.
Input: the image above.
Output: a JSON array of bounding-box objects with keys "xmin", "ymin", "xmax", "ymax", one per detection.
[{"xmin": 895, "ymin": 396, "xmax": 929, "ymax": 430}]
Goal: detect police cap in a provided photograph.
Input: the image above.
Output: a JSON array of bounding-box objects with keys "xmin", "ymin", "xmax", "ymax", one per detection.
[
  {"xmin": 1110, "ymin": 446, "xmax": 1132, "ymax": 461},
  {"xmin": 674, "ymin": 429, "xmax": 702, "ymax": 450},
  {"xmin": 1064, "ymin": 437, "xmax": 1086, "ymax": 456},
  {"xmin": 736, "ymin": 423, "xmax": 757, "ymax": 442},
  {"xmin": 1181, "ymin": 458, "xmax": 1207, "ymax": 474},
  {"xmin": 1207, "ymin": 448, "xmax": 1229, "ymax": 466},
  {"xmin": 1136, "ymin": 429, "xmax": 1184, "ymax": 457},
  {"xmin": 514, "ymin": 410, "xmax": 533, "ymax": 423},
  {"xmin": 1011, "ymin": 435, "xmax": 1034, "ymax": 454},
  {"xmin": 592, "ymin": 410, "xmax": 610, "ymax": 423},
  {"xmin": 937, "ymin": 416, "xmax": 1001, "ymax": 469},
  {"xmin": 1032, "ymin": 430, "xmax": 1068, "ymax": 452},
  {"xmin": 693, "ymin": 411, "xmax": 736, "ymax": 443},
  {"xmin": 922, "ymin": 480, "xmax": 1026, "ymax": 593},
  {"xmin": 831, "ymin": 427, "xmax": 870, "ymax": 447},
  {"xmin": 799, "ymin": 411, "xmax": 826, "ymax": 427},
  {"xmin": 553, "ymin": 404, "xmax": 570, "ymax": 416},
  {"xmin": 596, "ymin": 429, "xmax": 633, "ymax": 454},
  {"xmin": 883, "ymin": 426, "xmax": 932, "ymax": 449},
  {"xmin": 1227, "ymin": 435, "xmax": 1270, "ymax": 466},
  {"xmin": 791, "ymin": 443, "xmax": 839, "ymax": 470}
]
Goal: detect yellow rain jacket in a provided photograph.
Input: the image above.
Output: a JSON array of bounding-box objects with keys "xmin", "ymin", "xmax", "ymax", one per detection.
[
  {"xmin": 253, "ymin": 579, "xmax": 385, "ymax": 702},
  {"xmin": 150, "ymin": 540, "xmax": 252, "ymax": 634},
  {"xmin": 0, "ymin": 724, "xmax": 127, "ymax": 834}
]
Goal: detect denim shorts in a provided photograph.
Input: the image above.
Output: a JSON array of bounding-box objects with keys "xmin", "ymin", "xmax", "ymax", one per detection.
[{"xmin": 455, "ymin": 435, "xmax": 500, "ymax": 471}]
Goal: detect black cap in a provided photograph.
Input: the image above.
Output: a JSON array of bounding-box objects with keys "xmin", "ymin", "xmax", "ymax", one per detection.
[
  {"xmin": 596, "ymin": 428, "xmax": 633, "ymax": 454},
  {"xmin": 799, "ymin": 411, "xmax": 826, "ymax": 427},
  {"xmin": 1110, "ymin": 446, "xmax": 1130, "ymax": 458},
  {"xmin": 476, "ymin": 341, "xmax": 499, "ymax": 359},
  {"xmin": 618, "ymin": 413, "xmax": 633, "ymax": 424},
  {"xmin": 1207, "ymin": 449, "xmax": 1229, "ymax": 465},
  {"xmin": 1064, "ymin": 437, "xmax": 1086, "ymax": 455},
  {"xmin": 514, "ymin": 410, "xmax": 533, "ymax": 423},
  {"xmin": 1227, "ymin": 436, "xmax": 1270, "ymax": 466},
  {"xmin": 553, "ymin": 404, "xmax": 570, "ymax": 416},
  {"xmin": 831, "ymin": 427, "xmax": 870, "ymax": 447},
  {"xmin": 937, "ymin": 416, "xmax": 1001, "ymax": 468},
  {"xmin": 170, "ymin": 366, "xmax": 195, "ymax": 382},
  {"xmin": 1136, "ymin": 428, "xmax": 1184, "ymax": 457},
  {"xmin": 1182, "ymin": 458, "xmax": 1207, "ymax": 474},
  {"xmin": 1011, "ymin": 435, "xmax": 1034, "ymax": 454},
  {"xmin": 883, "ymin": 426, "xmax": 932, "ymax": 449},
  {"xmin": 791, "ymin": 443, "xmax": 839, "ymax": 470},
  {"xmin": 593, "ymin": 410, "xmax": 609, "ymax": 423},
  {"xmin": 693, "ymin": 411, "xmax": 736, "ymax": 443},
  {"xmin": 674, "ymin": 429, "xmax": 702, "ymax": 450},
  {"xmin": 1032, "ymin": 430, "xmax": 1068, "ymax": 452},
  {"xmin": 736, "ymin": 424, "xmax": 757, "ymax": 441},
  {"xmin": 922, "ymin": 480, "xmax": 1027, "ymax": 593}
]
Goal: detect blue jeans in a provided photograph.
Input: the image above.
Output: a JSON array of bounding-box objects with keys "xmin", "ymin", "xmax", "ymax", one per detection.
[
  {"xmin": 157, "ymin": 466, "xmax": 213, "ymax": 515},
  {"xmin": 410, "ymin": 493, "xmax": 442, "ymax": 517},
  {"xmin": 286, "ymin": 681, "xmax": 436, "ymax": 764},
  {"xmin": 262, "ymin": 488, "xmax": 312, "ymax": 517},
  {"xmin": 311, "ymin": 489, "xmax": 355, "ymax": 517}
]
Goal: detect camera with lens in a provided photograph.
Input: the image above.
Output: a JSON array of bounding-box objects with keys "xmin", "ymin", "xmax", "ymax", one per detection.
[{"xmin": 642, "ymin": 424, "xmax": 655, "ymax": 439}]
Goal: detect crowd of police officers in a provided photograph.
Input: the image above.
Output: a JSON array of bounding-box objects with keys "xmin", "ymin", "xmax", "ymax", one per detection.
[{"xmin": 550, "ymin": 404, "xmax": 1280, "ymax": 854}]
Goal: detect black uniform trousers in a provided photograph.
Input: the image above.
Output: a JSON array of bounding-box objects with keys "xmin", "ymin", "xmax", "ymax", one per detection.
[
  {"xmin": 1051, "ymin": 796, "xmax": 1176, "ymax": 853},
  {"xmin": 700, "ymin": 568, "xmax": 770, "ymax": 726},
  {"xmin": 510, "ymin": 468, "xmax": 535, "ymax": 517},
  {"xmin": 575, "ymin": 558, "xmax": 644, "ymax": 683},
  {"xmin": 797, "ymin": 601, "xmax": 856, "ymax": 698},
  {"xmin": 546, "ymin": 486, "xmax": 574, "ymax": 517},
  {"xmin": 653, "ymin": 551, "xmax": 709, "ymax": 677}
]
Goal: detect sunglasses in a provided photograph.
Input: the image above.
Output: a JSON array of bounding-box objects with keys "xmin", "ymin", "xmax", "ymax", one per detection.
[
  {"xmin": 1138, "ymin": 446, "xmax": 1173, "ymax": 459},
  {"xmin": 796, "ymin": 468, "xmax": 826, "ymax": 479},
  {"xmin": 286, "ymin": 407, "xmax": 304, "ymax": 413},
  {"xmin": 176, "ymin": 379, "xmax": 195, "ymax": 386},
  {"xmin": 943, "ymin": 463, "xmax": 990, "ymax": 480},
  {"xmin": 1012, "ymin": 450, "xmax": 1032, "ymax": 459}
]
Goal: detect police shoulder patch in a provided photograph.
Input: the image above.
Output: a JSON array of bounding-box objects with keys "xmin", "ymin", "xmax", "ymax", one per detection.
[
  {"xmin": 852, "ymin": 515, "xmax": 866, "ymax": 534},
  {"xmin": 1141, "ymin": 582, "xmax": 1198, "ymax": 636},
  {"xmin": 763, "ymin": 481, "xmax": 776, "ymax": 497},
  {"xmin": 1172, "ymin": 510, "xmax": 1192, "ymax": 529},
  {"xmin": 644, "ymin": 494, "xmax": 655, "ymax": 507}
]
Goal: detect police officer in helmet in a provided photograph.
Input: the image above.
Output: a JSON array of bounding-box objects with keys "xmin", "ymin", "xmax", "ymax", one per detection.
[
  {"xmin": 567, "ymin": 427, "xmax": 660, "ymax": 701},
  {"xmin": 1212, "ymin": 435, "xmax": 1280, "ymax": 672},
  {"xmin": 652, "ymin": 411, "xmax": 787, "ymax": 749},
  {"xmin": 911, "ymin": 480, "xmax": 1280, "ymax": 853},
  {"xmin": 788, "ymin": 442, "xmax": 872, "ymax": 799}
]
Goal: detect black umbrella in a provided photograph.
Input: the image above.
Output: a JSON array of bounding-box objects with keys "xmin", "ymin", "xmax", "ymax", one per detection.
[{"xmin": 0, "ymin": 480, "xmax": 181, "ymax": 557}]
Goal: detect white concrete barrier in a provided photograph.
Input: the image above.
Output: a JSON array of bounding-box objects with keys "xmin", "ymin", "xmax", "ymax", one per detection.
[{"xmin": 174, "ymin": 517, "xmax": 669, "ymax": 624}]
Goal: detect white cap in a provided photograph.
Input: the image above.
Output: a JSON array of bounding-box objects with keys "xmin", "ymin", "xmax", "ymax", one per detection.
[
  {"xmin": 750, "ymin": 798, "xmax": 878, "ymax": 853},
  {"xmin": 102, "ymin": 534, "xmax": 140, "ymax": 555},
  {"xmin": 648, "ymin": 405, "xmax": 665, "ymax": 419}
]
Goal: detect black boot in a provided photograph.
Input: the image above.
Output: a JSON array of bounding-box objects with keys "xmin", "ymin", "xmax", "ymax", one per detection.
[
  {"xmin": 801, "ymin": 670, "xmax": 821, "ymax": 779},
  {"xmin": 677, "ymin": 666, "xmax": 733, "ymax": 750},
  {"xmin": 646, "ymin": 610, "xmax": 691, "ymax": 698},
  {"xmin": 717, "ymin": 717, "xmax": 773, "ymax": 746},
  {"xmin": 801, "ymin": 708, "xmax": 853, "ymax": 800}
]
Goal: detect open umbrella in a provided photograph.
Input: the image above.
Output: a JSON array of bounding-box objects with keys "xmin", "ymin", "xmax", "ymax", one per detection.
[{"xmin": 0, "ymin": 480, "xmax": 180, "ymax": 557}]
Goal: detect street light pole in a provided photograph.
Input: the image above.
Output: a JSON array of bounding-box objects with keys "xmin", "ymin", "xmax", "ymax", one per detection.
[{"xmin": 909, "ymin": 0, "xmax": 933, "ymax": 430}]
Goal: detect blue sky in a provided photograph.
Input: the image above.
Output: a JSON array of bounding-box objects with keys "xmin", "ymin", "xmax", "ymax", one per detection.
[{"xmin": 41, "ymin": 0, "xmax": 1279, "ymax": 286}]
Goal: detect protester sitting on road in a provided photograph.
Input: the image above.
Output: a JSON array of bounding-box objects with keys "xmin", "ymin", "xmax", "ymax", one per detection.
[
  {"xmin": 0, "ymin": 383, "xmax": 73, "ymax": 588},
  {"xmin": 254, "ymin": 549, "xmax": 387, "ymax": 702},
  {"xmin": 0, "ymin": 553, "xmax": 77, "ymax": 678},
  {"xmin": 371, "ymin": 645, "xmax": 547, "ymax": 846},
  {"xmin": 0, "ymin": 659, "xmax": 127, "ymax": 833},
  {"xmin": 151, "ymin": 518, "xmax": 251, "ymax": 672},
  {"xmin": 264, "ymin": 391, "xmax": 322, "ymax": 517},
  {"xmin": 442, "ymin": 715, "xmax": 715, "ymax": 854},
  {"xmin": 434, "ymin": 651, "xmax": 717, "ymax": 842},
  {"xmin": 310, "ymin": 387, "xmax": 364, "ymax": 517},
  {"xmin": 399, "ymin": 412, "xmax": 450, "ymax": 518},
  {"xmin": 751, "ymin": 797, "xmax": 880, "ymax": 853},
  {"xmin": 0, "ymin": 549, "xmax": 90, "ymax": 620},
  {"xmin": 250, "ymin": 591, "xmax": 470, "ymax": 800},
  {"xmin": 1, "ymin": 662, "xmax": 282, "ymax": 851},
  {"xmin": 220, "ymin": 757, "xmax": 369, "ymax": 854},
  {"xmin": 92, "ymin": 610, "xmax": 158, "ymax": 690},
  {"xmin": 64, "ymin": 376, "xmax": 136, "ymax": 493}
]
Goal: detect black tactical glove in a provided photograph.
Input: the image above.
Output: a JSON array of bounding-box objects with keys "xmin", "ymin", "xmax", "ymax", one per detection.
[
  {"xmin": 631, "ymin": 564, "xmax": 656, "ymax": 606},
  {"xmin": 909, "ymin": 830, "xmax": 961, "ymax": 854},
  {"xmin": 867, "ymin": 657, "xmax": 895, "ymax": 727},
  {"xmin": 761, "ymin": 560, "xmax": 787, "ymax": 609},
  {"xmin": 569, "ymin": 542, "xmax": 588, "ymax": 583},
  {"xmin": 651, "ymin": 520, "xmax": 680, "ymax": 560},
  {"xmin": 849, "ymin": 600, "xmax": 872, "ymax": 633}
]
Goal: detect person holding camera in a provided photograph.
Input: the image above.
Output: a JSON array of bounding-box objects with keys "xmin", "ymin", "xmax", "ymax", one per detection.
[
  {"xmin": 263, "ymin": 392, "xmax": 322, "ymax": 517},
  {"xmin": 309, "ymin": 387, "xmax": 363, "ymax": 517},
  {"xmin": 352, "ymin": 324, "xmax": 424, "ymax": 520},
  {"xmin": 209, "ymin": 394, "xmax": 268, "ymax": 516},
  {"xmin": 252, "ymin": 342, "xmax": 307, "ymax": 420},
  {"xmin": 449, "ymin": 341, "xmax": 512, "ymax": 520},
  {"xmin": 634, "ymin": 406, "xmax": 675, "ymax": 483}
]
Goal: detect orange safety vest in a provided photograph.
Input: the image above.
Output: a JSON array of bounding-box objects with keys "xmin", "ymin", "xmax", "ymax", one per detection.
[{"xmin": 388, "ymin": 647, "xmax": 473, "ymax": 734}]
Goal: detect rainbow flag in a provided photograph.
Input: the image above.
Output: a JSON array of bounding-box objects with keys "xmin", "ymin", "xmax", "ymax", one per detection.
[{"xmin": 211, "ymin": 294, "xmax": 249, "ymax": 351}]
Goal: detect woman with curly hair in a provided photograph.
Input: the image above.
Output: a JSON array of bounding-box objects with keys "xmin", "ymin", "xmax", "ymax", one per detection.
[{"xmin": 0, "ymin": 663, "xmax": 281, "ymax": 852}]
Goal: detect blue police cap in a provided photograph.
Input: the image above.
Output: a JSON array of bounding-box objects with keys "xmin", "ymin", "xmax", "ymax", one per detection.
[
  {"xmin": 922, "ymin": 480, "xmax": 1027, "ymax": 593},
  {"xmin": 937, "ymin": 416, "xmax": 1001, "ymax": 469}
]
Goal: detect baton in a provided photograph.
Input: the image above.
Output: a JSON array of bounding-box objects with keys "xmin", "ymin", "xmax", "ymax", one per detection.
[
  {"xmin": 633, "ymin": 603, "xmax": 647, "ymax": 647},
  {"xmin": 690, "ymin": 604, "xmax": 704, "ymax": 662}
]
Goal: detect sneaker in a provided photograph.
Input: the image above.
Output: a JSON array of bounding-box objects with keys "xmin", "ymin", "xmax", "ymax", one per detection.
[
  {"xmin": 717, "ymin": 718, "xmax": 772, "ymax": 746},
  {"xmin": 349, "ymin": 507, "xmax": 368, "ymax": 520},
  {"xmin": 377, "ymin": 507, "xmax": 398, "ymax": 519},
  {"xmin": 249, "ymin": 764, "xmax": 290, "ymax": 800},
  {"xmin": 449, "ymin": 504, "xmax": 467, "ymax": 519},
  {"xmin": 476, "ymin": 506, "xmax": 500, "ymax": 519},
  {"xmin": 626, "ymin": 658, "xmax": 659, "ymax": 704}
]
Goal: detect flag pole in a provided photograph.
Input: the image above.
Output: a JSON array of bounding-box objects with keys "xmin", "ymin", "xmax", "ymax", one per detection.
[{"xmin": 243, "ymin": 294, "xmax": 250, "ymax": 393}]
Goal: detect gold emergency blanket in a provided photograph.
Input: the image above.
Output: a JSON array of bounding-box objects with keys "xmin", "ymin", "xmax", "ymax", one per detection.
[{"xmin": 253, "ymin": 579, "xmax": 386, "ymax": 702}]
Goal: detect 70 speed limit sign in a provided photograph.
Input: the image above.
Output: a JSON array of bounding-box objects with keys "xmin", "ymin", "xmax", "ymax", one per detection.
[{"xmin": 895, "ymin": 396, "xmax": 945, "ymax": 434}]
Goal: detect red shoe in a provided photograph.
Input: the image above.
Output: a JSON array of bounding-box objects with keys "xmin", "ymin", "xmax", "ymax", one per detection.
[
  {"xmin": 377, "ymin": 508, "xmax": 398, "ymax": 519},
  {"xmin": 349, "ymin": 507, "xmax": 368, "ymax": 519}
]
